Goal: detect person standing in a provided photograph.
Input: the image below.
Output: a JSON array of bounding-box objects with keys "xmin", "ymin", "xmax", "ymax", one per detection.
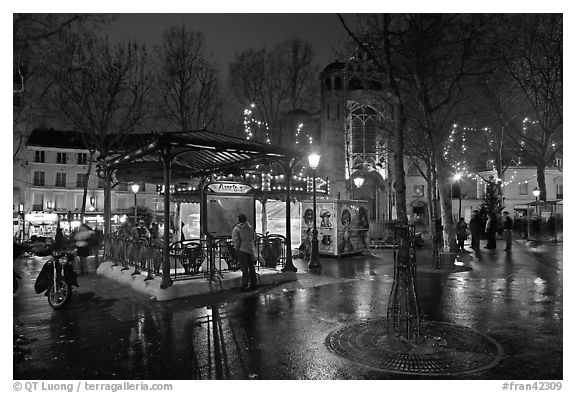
[
  {"xmin": 502, "ymin": 211, "xmax": 513, "ymax": 251},
  {"xmin": 469, "ymin": 210, "xmax": 482, "ymax": 250},
  {"xmin": 232, "ymin": 213, "xmax": 257, "ymax": 291},
  {"xmin": 485, "ymin": 214, "xmax": 498, "ymax": 249},
  {"xmin": 456, "ymin": 217, "xmax": 468, "ymax": 252},
  {"xmin": 74, "ymin": 223, "xmax": 94, "ymax": 275}
]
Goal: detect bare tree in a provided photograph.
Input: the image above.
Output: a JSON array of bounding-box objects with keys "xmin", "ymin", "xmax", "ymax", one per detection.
[
  {"xmin": 479, "ymin": 14, "xmax": 562, "ymax": 201},
  {"xmin": 339, "ymin": 13, "xmax": 418, "ymax": 340},
  {"xmin": 153, "ymin": 25, "xmax": 224, "ymax": 131},
  {"xmin": 13, "ymin": 14, "xmax": 112, "ymax": 160},
  {"xmin": 48, "ymin": 32, "xmax": 152, "ymax": 234},
  {"xmin": 377, "ymin": 14, "xmax": 493, "ymax": 252},
  {"xmin": 228, "ymin": 38, "xmax": 319, "ymax": 145}
]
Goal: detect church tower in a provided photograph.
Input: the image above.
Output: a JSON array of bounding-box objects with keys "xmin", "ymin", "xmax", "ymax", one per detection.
[{"xmin": 318, "ymin": 52, "xmax": 393, "ymax": 222}]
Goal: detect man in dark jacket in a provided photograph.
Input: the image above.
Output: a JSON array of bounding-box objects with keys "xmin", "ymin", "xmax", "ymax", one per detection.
[{"xmin": 468, "ymin": 210, "xmax": 483, "ymax": 251}]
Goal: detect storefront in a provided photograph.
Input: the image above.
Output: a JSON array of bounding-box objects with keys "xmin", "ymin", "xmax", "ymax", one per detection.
[{"xmin": 25, "ymin": 212, "xmax": 59, "ymax": 239}]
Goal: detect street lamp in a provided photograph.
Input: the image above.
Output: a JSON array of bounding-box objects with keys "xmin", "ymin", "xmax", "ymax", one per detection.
[
  {"xmin": 131, "ymin": 183, "xmax": 140, "ymax": 225},
  {"xmin": 352, "ymin": 176, "xmax": 364, "ymax": 199},
  {"xmin": 353, "ymin": 176, "xmax": 365, "ymax": 199},
  {"xmin": 308, "ymin": 153, "xmax": 321, "ymax": 269},
  {"xmin": 454, "ymin": 173, "xmax": 462, "ymax": 219},
  {"xmin": 18, "ymin": 203, "xmax": 24, "ymax": 242}
]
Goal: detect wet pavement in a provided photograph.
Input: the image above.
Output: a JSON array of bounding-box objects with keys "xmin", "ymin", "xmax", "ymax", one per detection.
[{"xmin": 13, "ymin": 239, "xmax": 563, "ymax": 380}]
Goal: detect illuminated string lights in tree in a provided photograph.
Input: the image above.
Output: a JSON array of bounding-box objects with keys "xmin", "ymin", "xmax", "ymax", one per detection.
[
  {"xmin": 442, "ymin": 123, "xmax": 537, "ymax": 188},
  {"xmin": 243, "ymin": 103, "xmax": 270, "ymax": 143},
  {"xmin": 294, "ymin": 123, "xmax": 314, "ymax": 145},
  {"xmin": 443, "ymin": 123, "xmax": 469, "ymax": 179}
]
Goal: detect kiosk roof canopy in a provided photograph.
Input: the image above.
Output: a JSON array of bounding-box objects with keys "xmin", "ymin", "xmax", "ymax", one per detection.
[{"xmin": 101, "ymin": 130, "xmax": 302, "ymax": 183}]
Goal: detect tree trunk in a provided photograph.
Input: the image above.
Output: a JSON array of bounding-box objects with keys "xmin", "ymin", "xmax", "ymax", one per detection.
[
  {"xmin": 536, "ymin": 163, "xmax": 547, "ymax": 201},
  {"xmin": 435, "ymin": 157, "xmax": 457, "ymax": 253},
  {"xmin": 104, "ymin": 168, "xmax": 112, "ymax": 236},
  {"xmin": 426, "ymin": 167, "xmax": 434, "ymax": 238},
  {"xmin": 80, "ymin": 150, "xmax": 95, "ymax": 222},
  {"xmin": 387, "ymin": 98, "xmax": 421, "ymax": 342}
]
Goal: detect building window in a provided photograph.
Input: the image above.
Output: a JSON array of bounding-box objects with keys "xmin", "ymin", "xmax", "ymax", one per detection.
[
  {"xmin": 57, "ymin": 152, "xmax": 67, "ymax": 164},
  {"xmin": 34, "ymin": 151, "xmax": 45, "ymax": 163},
  {"xmin": 326, "ymin": 105, "xmax": 330, "ymax": 119},
  {"xmin": 55, "ymin": 173, "xmax": 66, "ymax": 187},
  {"xmin": 336, "ymin": 104, "xmax": 340, "ymax": 119},
  {"xmin": 32, "ymin": 193, "xmax": 44, "ymax": 211},
  {"xmin": 350, "ymin": 106, "xmax": 377, "ymax": 155},
  {"xmin": 554, "ymin": 157, "xmax": 562, "ymax": 169},
  {"xmin": 556, "ymin": 184, "xmax": 563, "ymax": 199},
  {"xmin": 117, "ymin": 182, "xmax": 128, "ymax": 192},
  {"xmin": 78, "ymin": 153, "xmax": 88, "ymax": 165},
  {"xmin": 519, "ymin": 182, "xmax": 528, "ymax": 195},
  {"xmin": 325, "ymin": 78, "xmax": 331, "ymax": 91},
  {"xmin": 33, "ymin": 171, "xmax": 45, "ymax": 186},
  {"xmin": 98, "ymin": 177, "xmax": 105, "ymax": 188},
  {"xmin": 76, "ymin": 173, "xmax": 88, "ymax": 188}
]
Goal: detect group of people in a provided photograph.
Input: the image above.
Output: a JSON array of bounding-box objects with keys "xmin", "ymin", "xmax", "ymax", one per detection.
[{"xmin": 456, "ymin": 210, "xmax": 514, "ymax": 252}]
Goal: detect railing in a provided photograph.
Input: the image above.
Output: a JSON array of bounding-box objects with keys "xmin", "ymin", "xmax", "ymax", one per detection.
[
  {"xmin": 255, "ymin": 233, "xmax": 286, "ymax": 270},
  {"xmin": 103, "ymin": 232, "xmax": 287, "ymax": 283}
]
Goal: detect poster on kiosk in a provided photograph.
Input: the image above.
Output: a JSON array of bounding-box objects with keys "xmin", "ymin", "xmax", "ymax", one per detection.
[{"xmin": 301, "ymin": 199, "xmax": 370, "ymax": 256}]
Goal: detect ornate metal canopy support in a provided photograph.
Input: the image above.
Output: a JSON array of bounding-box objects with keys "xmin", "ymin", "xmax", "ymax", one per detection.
[
  {"xmin": 281, "ymin": 157, "xmax": 297, "ymax": 272},
  {"xmin": 160, "ymin": 144, "xmax": 173, "ymax": 289}
]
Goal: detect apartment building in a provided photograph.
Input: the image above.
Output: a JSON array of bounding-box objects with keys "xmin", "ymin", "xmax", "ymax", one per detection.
[{"xmin": 13, "ymin": 128, "xmax": 161, "ymax": 239}]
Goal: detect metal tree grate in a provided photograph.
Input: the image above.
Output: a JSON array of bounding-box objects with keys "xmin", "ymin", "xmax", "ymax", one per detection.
[{"xmin": 326, "ymin": 319, "xmax": 504, "ymax": 376}]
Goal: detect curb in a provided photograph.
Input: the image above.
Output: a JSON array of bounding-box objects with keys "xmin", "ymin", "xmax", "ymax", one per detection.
[{"xmin": 96, "ymin": 261, "xmax": 297, "ymax": 301}]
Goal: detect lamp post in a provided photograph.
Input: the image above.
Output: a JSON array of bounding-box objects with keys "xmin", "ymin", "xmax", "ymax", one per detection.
[
  {"xmin": 533, "ymin": 187, "xmax": 540, "ymax": 239},
  {"xmin": 18, "ymin": 203, "xmax": 24, "ymax": 242},
  {"xmin": 131, "ymin": 183, "xmax": 140, "ymax": 226},
  {"xmin": 308, "ymin": 153, "xmax": 321, "ymax": 269}
]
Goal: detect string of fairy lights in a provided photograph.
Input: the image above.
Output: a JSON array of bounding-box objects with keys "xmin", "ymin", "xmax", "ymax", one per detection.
[
  {"xmin": 243, "ymin": 103, "xmax": 270, "ymax": 143},
  {"xmin": 244, "ymin": 103, "xmax": 314, "ymax": 146},
  {"xmin": 156, "ymin": 104, "xmax": 327, "ymax": 196},
  {"xmin": 443, "ymin": 118, "xmax": 559, "ymax": 188}
]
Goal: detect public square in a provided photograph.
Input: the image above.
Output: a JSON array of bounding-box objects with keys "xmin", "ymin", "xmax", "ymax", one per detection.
[
  {"xmin": 12, "ymin": 12, "xmax": 564, "ymax": 386},
  {"xmin": 13, "ymin": 239, "xmax": 563, "ymax": 380}
]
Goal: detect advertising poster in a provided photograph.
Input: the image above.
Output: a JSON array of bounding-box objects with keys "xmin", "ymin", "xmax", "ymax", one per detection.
[
  {"xmin": 301, "ymin": 200, "xmax": 369, "ymax": 256},
  {"xmin": 338, "ymin": 202, "xmax": 370, "ymax": 255},
  {"xmin": 317, "ymin": 203, "xmax": 336, "ymax": 255}
]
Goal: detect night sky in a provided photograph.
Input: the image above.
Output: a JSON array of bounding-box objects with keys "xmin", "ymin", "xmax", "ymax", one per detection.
[{"xmin": 106, "ymin": 13, "xmax": 354, "ymax": 79}]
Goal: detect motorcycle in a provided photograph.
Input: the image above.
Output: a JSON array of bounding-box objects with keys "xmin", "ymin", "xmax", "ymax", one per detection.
[{"xmin": 34, "ymin": 247, "xmax": 79, "ymax": 309}]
